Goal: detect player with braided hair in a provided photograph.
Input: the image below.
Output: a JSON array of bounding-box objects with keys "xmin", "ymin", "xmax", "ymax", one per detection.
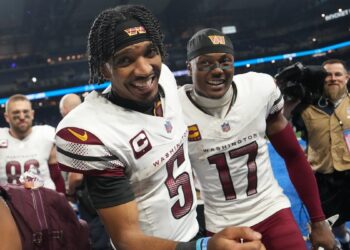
[
  {"xmin": 55, "ymin": 4, "xmax": 264, "ymax": 250},
  {"xmin": 87, "ymin": 5, "xmax": 166, "ymax": 84}
]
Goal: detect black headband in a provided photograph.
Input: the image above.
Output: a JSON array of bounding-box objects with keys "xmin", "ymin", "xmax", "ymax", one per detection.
[
  {"xmin": 114, "ymin": 19, "xmax": 152, "ymax": 52},
  {"xmin": 187, "ymin": 28, "xmax": 234, "ymax": 61}
]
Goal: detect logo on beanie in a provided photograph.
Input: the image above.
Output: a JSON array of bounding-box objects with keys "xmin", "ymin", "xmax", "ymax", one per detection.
[
  {"xmin": 124, "ymin": 26, "xmax": 147, "ymax": 36},
  {"xmin": 208, "ymin": 35, "xmax": 225, "ymax": 45}
]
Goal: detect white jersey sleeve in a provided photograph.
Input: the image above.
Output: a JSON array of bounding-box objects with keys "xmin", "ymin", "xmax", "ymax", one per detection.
[
  {"xmin": 0, "ymin": 125, "xmax": 56, "ymax": 190},
  {"xmin": 178, "ymin": 72, "xmax": 290, "ymax": 232},
  {"xmin": 265, "ymin": 75, "xmax": 284, "ymax": 117},
  {"xmin": 56, "ymin": 64, "xmax": 198, "ymax": 241}
]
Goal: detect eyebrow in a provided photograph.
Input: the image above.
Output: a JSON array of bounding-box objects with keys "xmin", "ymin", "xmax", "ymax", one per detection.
[{"xmin": 199, "ymin": 54, "xmax": 233, "ymax": 60}]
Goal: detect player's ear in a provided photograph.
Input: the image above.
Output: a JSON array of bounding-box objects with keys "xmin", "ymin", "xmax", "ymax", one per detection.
[
  {"xmin": 101, "ymin": 63, "xmax": 112, "ymax": 80},
  {"xmin": 4, "ymin": 112, "xmax": 9, "ymax": 123},
  {"xmin": 186, "ymin": 61, "xmax": 192, "ymax": 77}
]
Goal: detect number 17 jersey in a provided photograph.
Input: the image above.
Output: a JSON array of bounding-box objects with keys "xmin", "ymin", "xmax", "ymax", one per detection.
[{"xmin": 178, "ymin": 72, "xmax": 291, "ymax": 233}]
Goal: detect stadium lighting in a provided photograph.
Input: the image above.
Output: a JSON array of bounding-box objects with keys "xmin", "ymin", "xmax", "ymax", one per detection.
[
  {"xmin": 1, "ymin": 39, "xmax": 350, "ymax": 105},
  {"xmin": 221, "ymin": 26, "xmax": 237, "ymax": 34}
]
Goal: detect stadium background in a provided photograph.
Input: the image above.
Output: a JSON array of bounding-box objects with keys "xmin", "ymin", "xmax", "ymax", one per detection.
[{"xmin": 0, "ymin": 0, "xmax": 349, "ymax": 239}]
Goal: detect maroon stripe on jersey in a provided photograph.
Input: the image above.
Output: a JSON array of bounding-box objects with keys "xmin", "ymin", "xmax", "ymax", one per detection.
[
  {"xmin": 58, "ymin": 162, "xmax": 125, "ymax": 177},
  {"xmin": 56, "ymin": 127, "xmax": 103, "ymax": 145}
]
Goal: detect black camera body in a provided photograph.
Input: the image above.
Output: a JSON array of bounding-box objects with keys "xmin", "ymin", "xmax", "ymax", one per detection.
[{"xmin": 275, "ymin": 62, "xmax": 328, "ymax": 104}]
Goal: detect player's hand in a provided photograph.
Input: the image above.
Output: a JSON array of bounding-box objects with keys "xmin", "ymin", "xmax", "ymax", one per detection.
[
  {"xmin": 208, "ymin": 227, "xmax": 265, "ymax": 250},
  {"xmin": 310, "ymin": 220, "xmax": 338, "ymax": 250}
]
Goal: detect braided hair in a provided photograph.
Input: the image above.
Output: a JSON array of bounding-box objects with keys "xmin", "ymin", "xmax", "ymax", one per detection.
[{"xmin": 87, "ymin": 5, "xmax": 166, "ymax": 84}]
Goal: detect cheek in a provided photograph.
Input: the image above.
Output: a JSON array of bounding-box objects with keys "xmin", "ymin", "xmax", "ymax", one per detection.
[
  {"xmin": 111, "ymin": 71, "xmax": 128, "ymax": 88},
  {"xmin": 225, "ymin": 69, "xmax": 234, "ymax": 80}
]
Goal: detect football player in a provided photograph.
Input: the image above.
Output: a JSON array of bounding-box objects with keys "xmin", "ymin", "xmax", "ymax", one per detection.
[
  {"xmin": 178, "ymin": 28, "xmax": 336, "ymax": 250},
  {"xmin": 0, "ymin": 94, "xmax": 65, "ymax": 193},
  {"xmin": 55, "ymin": 5, "xmax": 265, "ymax": 250}
]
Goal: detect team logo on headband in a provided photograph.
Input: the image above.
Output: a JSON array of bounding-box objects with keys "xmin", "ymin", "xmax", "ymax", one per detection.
[
  {"xmin": 208, "ymin": 35, "xmax": 225, "ymax": 45},
  {"xmin": 124, "ymin": 26, "xmax": 147, "ymax": 36}
]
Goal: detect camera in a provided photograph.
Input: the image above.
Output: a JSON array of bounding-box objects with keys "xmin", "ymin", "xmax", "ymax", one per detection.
[{"xmin": 275, "ymin": 62, "xmax": 328, "ymax": 104}]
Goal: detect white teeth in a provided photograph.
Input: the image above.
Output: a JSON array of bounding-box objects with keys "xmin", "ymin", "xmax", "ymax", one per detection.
[
  {"xmin": 208, "ymin": 80, "xmax": 224, "ymax": 85},
  {"xmin": 134, "ymin": 78, "xmax": 153, "ymax": 87},
  {"xmin": 146, "ymin": 78, "xmax": 153, "ymax": 86}
]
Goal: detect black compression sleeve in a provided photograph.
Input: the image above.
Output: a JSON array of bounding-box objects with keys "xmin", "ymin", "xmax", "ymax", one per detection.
[
  {"xmin": 175, "ymin": 241, "xmax": 196, "ymax": 250},
  {"xmin": 85, "ymin": 175, "xmax": 135, "ymax": 209}
]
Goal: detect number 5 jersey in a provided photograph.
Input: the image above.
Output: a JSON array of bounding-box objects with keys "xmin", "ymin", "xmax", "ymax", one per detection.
[
  {"xmin": 178, "ymin": 72, "xmax": 291, "ymax": 233},
  {"xmin": 55, "ymin": 64, "xmax": 198, "ymax": 241}
]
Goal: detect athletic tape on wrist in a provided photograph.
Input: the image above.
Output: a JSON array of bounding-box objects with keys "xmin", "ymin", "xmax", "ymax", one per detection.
[
  {"xmin": 196, "ymin": 237, "xmax": 211, "ymax": 250},
  {"xmin": 201, "ymin": 237, "xmax": 210, "ymax": 250}
]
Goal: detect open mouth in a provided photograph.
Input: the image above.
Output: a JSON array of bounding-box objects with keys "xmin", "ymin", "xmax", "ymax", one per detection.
[
  {"xmin": 130, "ymin": 75, "xmax": 157, "ymax": 95},
  {"xmin": 207, "ymin": 79, "xmax": 225, "ymax": 86},
  {"xmin": 132, "ymin": 76, "xmax": 155, "ymax": 88}
]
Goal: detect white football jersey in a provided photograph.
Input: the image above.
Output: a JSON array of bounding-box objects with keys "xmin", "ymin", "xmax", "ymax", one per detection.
[
  {"xmin": 56, "ymin": 64, "xmax": 198, "ymax": 241},
  {"xmin": 0, "ymin": 125, "xmax": 56, "ymax": 190},
  {"xmin": 178, "ymin": 72, "xmax": 291, "ymax": 233}
]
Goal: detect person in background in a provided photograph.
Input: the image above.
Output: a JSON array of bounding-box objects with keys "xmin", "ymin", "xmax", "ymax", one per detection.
[
  {"xmin": 178, "ymin": 28, "xmax": 336, "ymax": 250},
  {"xmin": 0, "ymin": 94, "xmax": 65, "ymax": 193},
  {"xmin": 55, "ymin": 5, "xmax": 265, "ymax": 250},
  {"xmin": 291, "ymin": 59, "xmax": 350, "ymax": 250},
  {"xmin": 59, "ymin": 93, "xmax": 83, "ymax": 117},
  {"xmin": 60, "ymin": 93, "xmax": 113, "ymax": 250}
]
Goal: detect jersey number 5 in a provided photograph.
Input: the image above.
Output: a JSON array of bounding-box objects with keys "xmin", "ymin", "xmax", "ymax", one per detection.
[
  {"xmin": 208, "ymin": 142, "xmax": 258, "ymax": 200},
  {"xmin": 165, "ymin": 145, "xmax": 194, "ymax": 219}
]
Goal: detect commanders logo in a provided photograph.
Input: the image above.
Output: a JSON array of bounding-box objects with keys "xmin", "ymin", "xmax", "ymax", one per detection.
[
  {"xmin": 208, "ymin": 35, "xmax": 225, "ymax": 45},
  {"xmin": 188, "ymin": 124, "xmax": 201, "ymax": 141},
  {"xmin": 124, "ymin": 26, "xmax": 146, "ymax": 36}
]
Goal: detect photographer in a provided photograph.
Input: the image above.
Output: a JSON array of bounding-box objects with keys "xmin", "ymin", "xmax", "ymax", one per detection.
[{"xmin": 280, "ymin": 59, "xmax": 350, "ymax": 250}]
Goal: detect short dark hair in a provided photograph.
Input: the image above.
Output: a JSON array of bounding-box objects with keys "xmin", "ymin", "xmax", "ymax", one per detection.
[
  {"xmin": 87, "ymin": 5, "xmax": 166, "ymax": 84},
  {"xmin": 5, "ymin": 94, "xmax": 31, "ymax": 113},
  {"xmin": 322, "ymin": 59, "xmax": 348, "ymax": 70}
]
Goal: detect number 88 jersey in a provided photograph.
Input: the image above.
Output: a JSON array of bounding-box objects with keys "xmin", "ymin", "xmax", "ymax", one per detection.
[
  {"xmin": 0, "ymin": 125, "xmax": 56, "ymax": 190},
  {"xmin": 178, "ymin": 72, "xmax": 291, "ymax": 233}
]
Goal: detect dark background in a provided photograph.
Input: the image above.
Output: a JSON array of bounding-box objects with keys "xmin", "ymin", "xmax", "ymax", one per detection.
[{"xmin": 0, "ymin": 0, "xmax": 349, "ymax": 126}]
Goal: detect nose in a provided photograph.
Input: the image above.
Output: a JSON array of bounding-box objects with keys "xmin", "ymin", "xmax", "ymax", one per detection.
[
  {"xmin": 329, "ymin": 74, "xmax": 335, "ymax": 81},
  {"xmin": 134, "ymin": 57, "xmax": 153, "ymax": 76},
  {"xmin": 18, "ymin": 112, "xmax": 25, "ymax": 120},
  {"xmin": 210, "ymin": 63, "xmax": 225, "ymax": 75}
]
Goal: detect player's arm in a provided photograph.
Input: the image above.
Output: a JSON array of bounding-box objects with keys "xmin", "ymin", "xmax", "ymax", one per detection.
[
  {"xmin": 56, "ymin": 126, "xmax": 264, "ymax": 250},
  {"xmin": 87, "ymin": 175, "xmax": 264, "ymax": 250},
  {"xmin": 98, "ymin": 200, "xmax": 178, "ymax": 250},
  {"xmin": 66, "ymin": 172, "xmax": 84, "ymax": 201},
  {"xmin": 99, "ymin": 202, "xmax": 265, "ymax": 250},
  {"xmin": 0, "ymin": 197, "xmax": 22, "ymax": 250},
  {"xmin": 48, "ymin": 145, "xmax": 66, "ymax": 193},
  {"xmin": 266, "ymin": 111, "xmax": 336, "ymax": 250}
]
